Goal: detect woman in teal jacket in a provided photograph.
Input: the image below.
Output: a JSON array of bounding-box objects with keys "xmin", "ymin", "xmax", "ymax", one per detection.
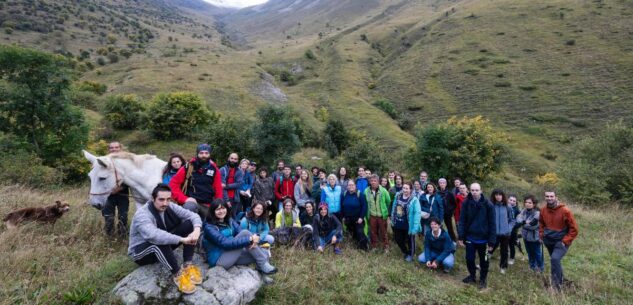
[
  {"xmin": 320, "ymin": 174, "xmax": 342, "ymax": 219},
  {"xmin": 391, "ymin": 182, "xmax": 422, "ymax": 262}
]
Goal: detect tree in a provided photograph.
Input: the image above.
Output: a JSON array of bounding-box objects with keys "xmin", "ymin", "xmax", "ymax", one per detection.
[
  {"xmin": 324, "ymin": 119, "xmax": 349, "ymax": 157},
  {"xmin": 343, "ymin": 130, "xmax": 387, "ymax": 173},
  {"xmin": 200, "ymin": 115, "xmax": 255, "ymax": 162},
  {"xmin": 104, "ymin": 94, "xmax": 145, "ymax": 129},
  {"xmin": 559, "ymin": 121, "xmax": 633, "ymax": 205},
  {"xmin": 145, "ymin": 92, "xmax": 212, "ymax": 140},
  {"xmin": 405, "ymin": 116, "xmax": 507, "ymax": 183},
  {"xmin": 0, "ymin": 46, "xmax": 88, "ymax": 163},
  {"xmin": 252, "ymin": 105, "xmax": 302, "ymax": 166}
]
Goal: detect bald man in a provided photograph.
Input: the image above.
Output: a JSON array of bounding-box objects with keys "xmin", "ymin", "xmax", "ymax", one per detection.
[{"xmin": 457, "ymin": 183, "xmax": 496, "ymax": 290}]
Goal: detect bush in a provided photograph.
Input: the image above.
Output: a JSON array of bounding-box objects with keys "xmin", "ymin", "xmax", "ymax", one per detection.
[
  {"xmin": 145, "ymin": 92, "xmax": 212, "ymax": 140},
  {"xmin": 200, "ymin": 115, "xmax": 254, "ymax": 162},
  {"xmin": 0, "ymin": 149, "xmax": 61, "ymax": 187},
  {"xmin": 252, "ymin": 105, "xmax": 302, "ymax": 166},
  {"xmin": 324, "ymin": 119, "xmax": 349, "ymax": 157},
  {"xmin": 69, "ymin": 89, "xmax": 98, "ymax": 110},
  {"xmin": 304, "ymin": 49, "xmax": 316, "ymax": 60},
  {"xmin": 343, "ymin": 131, "xmax": 387, "ymax": 174},
  {"xmin": 559, "ymin": 121, "xmax": 633, "ymax": 204},
  {"xmin": 103, "ymin": 94, "xmax": 145, "ymax": 129},
  {"xmin": 405, "ymin": 116, "xmax": 508, "ymax": 183},
  {"xmin": 74, "ymin": 81, "xmax": 107, "ymax": 95},
  {"xmin": 373, "ymin": 99, "xmax": 397, "ymax": 119}
]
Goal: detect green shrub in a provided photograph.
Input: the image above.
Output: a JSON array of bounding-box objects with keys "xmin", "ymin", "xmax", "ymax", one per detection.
[
  {"xmin": 69, "ymin": 89, "xmax": 99, "ymax": 110},
  {"xmin": 559, "ymin": 121, "xmax": 633, "ymax": 204},
  {"xmin": 74, "ymin": 81, "xmax": 107, "ymax": 95},
  {"xmin": 373, "ymin": 99, "xmax": 397, "ymax": 119},
  {"xmin": 0, "ymin": 149, "xmax": 61, "ymax": 187},
  {"xmin": 343, "ymin": 132, "xmax": 387, "ymax": 174},
  {"xmin": 145, "ymin": 92, "xmax": 212, "ymax": 140},
  {"xmin": 104, "ymin": 94, "xmax": 145, "ymax": 129},
  {"xmin": 305, "ymin": 49, "xmax": 316, "ymax": 60},
  {"xmin": 324, "ymin": 119, "xmax": 350, "ymax": 157},
  {"xmin": 200, "ymin": 115, "xmax": 254, "ymax": 161},
  {"xmin": 252, "ymin": 105, "xmax": 302, "ymax": 166},
  {"xmin": 405, "ymin": 116, "xmax": 508, "ymax": 182}
]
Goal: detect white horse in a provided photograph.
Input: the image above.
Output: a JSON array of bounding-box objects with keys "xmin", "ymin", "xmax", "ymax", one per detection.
[{"xmin": 83, "ymin": 150, "xmax": 167, "ymax": 211}]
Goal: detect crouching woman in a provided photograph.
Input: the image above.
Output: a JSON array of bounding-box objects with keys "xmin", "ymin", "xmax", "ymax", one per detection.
[
  {"xmin": 313, "ymin": 202, "xmax": 343, "ymax": 254},
  {"xmin": 203, "ymin": 199, "xmax": 277, "ymax": 275},
  {"xmin": 418, "ymin": 217, "xmax": 455, "ymax": 273}
]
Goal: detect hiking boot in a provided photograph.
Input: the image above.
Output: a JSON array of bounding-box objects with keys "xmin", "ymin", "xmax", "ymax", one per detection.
[
  {"xmin": 462, "ymin": 275, "xmax": 476, "ymax": 284},
  {"xmin": 183, "ymin": 264, "xmax": 203, "ymax": 285},
  {"xmin": 173, "ymin": 271, "xmax": 196, "ymax": 294},
  {"xmin": 257, "ymin": 263, "xmax": 278, "ymax": 275},
  {"xmin": 334, "ymin": 247, "xmax": 342, "ymax": 255},
  {"xmin": 479, "ymin": 278, "xmax": 488, "ymax": 290}
]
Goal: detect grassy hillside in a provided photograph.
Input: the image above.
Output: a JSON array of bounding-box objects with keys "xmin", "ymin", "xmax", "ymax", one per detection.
[{"xmin": 0, "ymin": 184, "xmax": 631, "ymax": 305}]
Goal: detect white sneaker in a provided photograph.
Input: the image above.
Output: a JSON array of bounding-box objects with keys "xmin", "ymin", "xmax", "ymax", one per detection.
[
  {"xmin": 508, "ymin": 259, "xmax": 515, "ymax": 265},
  {"xmin": 500, "ymin": 268, "xmax": 506, "ymax": 274}
]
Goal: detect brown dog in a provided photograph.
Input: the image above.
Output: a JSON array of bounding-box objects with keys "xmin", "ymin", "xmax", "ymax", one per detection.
[{"xmin": 3, "ymin": 200, "xmax": 70, "ymax": 229}]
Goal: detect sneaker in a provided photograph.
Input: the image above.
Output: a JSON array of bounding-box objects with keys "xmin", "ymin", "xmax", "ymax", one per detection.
[
  {"xmin": 261, "ymin": 242, "xmax": 271, "ymax": 249},
  {"xmin": 173, "ymin": 271, "xmax": 196, "ymax": 294},
  {"xmin": 334, "ymin": 247, "xmax": 342, "ymax": 255},
  {"xmin": 508, "ymin": 259, "xmax": 515, "ymax": 265},
  {"xmin": 183, "ymin": 264, "xmax": 203, "ymax": 285},
  {"xmin": 404, "ymin": 255, "xmax": 412, "ymax": 262},
  {"xmin": 479, "ymin": 279, "xmax": 488, "ymax": 290},
  {"xmin": 476, "ymin": 264, "xmax": 481, "ymax": 270},
  {"xmin": 500, "ymin": 268, "xmax": 506, "ymax": 274},
  {"xmin": 262, "ymin": 275, "xmax": 274, "ymax": 285},
  {"xmin": 462, "ymin": 275, "xmax": 476, "ymax": 284}
]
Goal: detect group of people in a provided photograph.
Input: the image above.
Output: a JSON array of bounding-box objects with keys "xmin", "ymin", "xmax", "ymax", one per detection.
[{"xmin": 99, "ymin": 142, "xmax": 579, "ymax": 294}]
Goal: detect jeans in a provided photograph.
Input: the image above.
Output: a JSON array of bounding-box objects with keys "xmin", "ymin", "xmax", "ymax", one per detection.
[
  {"xmin": 491, "ymin": 235, "xmax": 510, "ymax": 268},
  {"xmin": 216, "ymin": 230, "xmax": 270, "ymax": 270},
  {"xmin": 102, "ymin": 193, "xmax": 129, "ymax": 237},
  {"xmin": 465, "ymin": 241, "xmax": 489, "ymax": 281},
  {"xmin": 524, "ymin": 240, "xmax": 544, "ymax": 271},
  {"xmin": 545, "ymin": 241, "xmax": 569, "ymax": 290},
  {"xmin": 318, "ymin": 230, "xmax": 343, "ymax": 248},
  {"xmin": 132, "ymin": 220, "xmax": 194, "ymax": 275},
  {"xmin": 418, "ymin": 252, "xmax": 455, "ymax": 270}
]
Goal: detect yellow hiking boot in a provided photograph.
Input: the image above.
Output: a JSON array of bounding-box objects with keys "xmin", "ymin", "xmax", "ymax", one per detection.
[
  {"xmin": 183, "ymin": 264, "xmax": 203, "ymax": 285},
  {"xmin": 173, "ymin": 270, "xmax": 196, "ymax": 294}
]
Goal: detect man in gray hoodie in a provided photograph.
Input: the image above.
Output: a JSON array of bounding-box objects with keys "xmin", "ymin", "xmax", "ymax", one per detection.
[{"xmin": 128, "ymin": 184, "xmax": 203, "ymax": 294}]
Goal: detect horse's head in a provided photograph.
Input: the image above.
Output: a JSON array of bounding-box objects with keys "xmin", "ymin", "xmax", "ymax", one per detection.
[{"xmin": 83, "ymin": 150, "xmax": 119, "ymax": 209}]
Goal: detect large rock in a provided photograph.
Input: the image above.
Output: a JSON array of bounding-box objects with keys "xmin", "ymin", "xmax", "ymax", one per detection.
[{"xmin": 113, "ymin": 253, "xmax": 263, "ymax": 305}]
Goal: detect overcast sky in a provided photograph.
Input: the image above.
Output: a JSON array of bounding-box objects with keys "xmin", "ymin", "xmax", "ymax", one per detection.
[{"xmin": 204, "ymin": 0, "xmax": 269, "ymax": 8}]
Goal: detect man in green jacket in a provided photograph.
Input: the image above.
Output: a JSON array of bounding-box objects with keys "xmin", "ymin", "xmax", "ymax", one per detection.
[{"xmin": 364, "ymin": 174, "xmax": 390, "ymax": 251}]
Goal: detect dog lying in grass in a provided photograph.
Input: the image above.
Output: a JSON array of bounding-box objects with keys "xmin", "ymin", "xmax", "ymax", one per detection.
[{"xmin": 3, "ymin": 200, "xmax": 70, "ymax": 229}]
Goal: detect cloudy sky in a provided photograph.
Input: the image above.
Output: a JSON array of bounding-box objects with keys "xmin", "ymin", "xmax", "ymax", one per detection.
[{"xmin": 204, "ymin": 0, "xmax": 269, "ymax": 8}]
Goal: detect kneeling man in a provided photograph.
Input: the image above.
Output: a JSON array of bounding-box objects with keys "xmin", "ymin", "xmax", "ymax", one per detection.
[{"xmin": 128, "ymin": 183, "xmax": 203, "ymax": 294}]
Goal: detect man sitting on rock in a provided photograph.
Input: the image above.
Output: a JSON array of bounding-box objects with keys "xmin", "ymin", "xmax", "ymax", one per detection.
[{"xmin": 128, "ymin": 183, "xmax": 203, "ymax": 294}]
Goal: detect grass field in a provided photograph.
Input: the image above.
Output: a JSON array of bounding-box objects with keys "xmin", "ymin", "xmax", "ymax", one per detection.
[{"xmin": 1, "ymin": 184, "xmax": 632, "ymax": 305}]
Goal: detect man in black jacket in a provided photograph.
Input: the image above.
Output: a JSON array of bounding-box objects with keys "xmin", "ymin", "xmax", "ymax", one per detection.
[{"xmin": 457, "ymin": 183, "xmax": 496, "ymax": 290}]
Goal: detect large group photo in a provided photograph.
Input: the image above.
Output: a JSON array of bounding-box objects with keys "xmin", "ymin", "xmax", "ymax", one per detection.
[{"xmin": 1, "ymin": 0, "xmax": 633, "ymax": 304}]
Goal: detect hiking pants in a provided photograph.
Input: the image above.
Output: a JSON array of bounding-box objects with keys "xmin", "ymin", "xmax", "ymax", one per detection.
[
  {"xmin": 103, "ymin": 194, "xmax": 129, "ymax": 237},
  {"xmin": 132, "ymin": 220, "xmax": 194, "ymax": 275},
  {"xmin": 545, "ymin": 241, "xmax": 569, "ymax": 290},
  {"xmin": 393, "ymin": 228, "xmax": 415, "ymax": 257},
  {"xmin": 344, "ymin": 218, "xmax": 369, "ymax": 250},
  {"xmin": 492, "ymin": 235, "xmax": 510, "ymax": 269},
  {"xmin": 465, "ymin": 241, "xmax": 489, "ymax": 281},
  {"xmin": 369, "ymin": 216, "xmax": 388, "ymax": 249},
  {"xmin": 216, "ymin": 230, "xmax": 270, "ymax": 270},
  {"xmin": 444, "ymin": 213, "xmax": 457, "ymax": 242}
]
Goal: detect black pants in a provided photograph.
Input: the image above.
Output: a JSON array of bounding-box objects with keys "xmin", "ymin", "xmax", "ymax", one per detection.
[
  {"xmin": 465, "ymin": 241, "xmax": 489, "ymax": 281},
  {"xmin": 132, "ymin": 220, "xmax": 194, "ymax": 275},
  {"xmin": 344, "ymin": 217, "xmax": 368, "ymax": 250},
  {"xmin": 393, "ymin": 228, "xmax": 415, "ymax": 257},
  {"xmin": 103, "ymin": 194, "xmax": 129, "ymax": 237},
  {"xmin": 444, "ymin": 212, "xmax": 457, "ymax": 241},
  {"xmin": 509, "ymin": 227, "xmax": 519, "ymax": 259},
  {"xmin": 491, "ymin": 235, "xmax": 510, "ymax": 268}
]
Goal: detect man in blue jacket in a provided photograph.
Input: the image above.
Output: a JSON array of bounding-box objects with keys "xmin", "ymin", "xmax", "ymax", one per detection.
[
  {"xmin": 457, "ymin": 183, "xmax": 496, "ymax": 290},
  {"xmin": 220, "ymin": 152, "xmax": 244, "ymax": 218}
]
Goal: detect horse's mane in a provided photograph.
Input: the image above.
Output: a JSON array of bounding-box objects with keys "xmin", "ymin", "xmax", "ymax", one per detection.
[{"xmin": 108, "ymin": 152, "xmax": 162, "ymax": 168}]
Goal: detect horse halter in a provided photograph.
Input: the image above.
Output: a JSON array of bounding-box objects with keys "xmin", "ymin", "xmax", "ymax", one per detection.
[{"xmin": 89, "ymin": 160, "xmax": 123, "ymax": 196}]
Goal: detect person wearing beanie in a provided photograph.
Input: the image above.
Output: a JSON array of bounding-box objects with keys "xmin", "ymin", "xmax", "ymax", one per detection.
[
  {"xmin": 313, "ymin": 202, "xmax": 343, "ymax": 254},
  {"xmin": 169, "ymin": 143, "xmax": 223, "ymax": 219}
]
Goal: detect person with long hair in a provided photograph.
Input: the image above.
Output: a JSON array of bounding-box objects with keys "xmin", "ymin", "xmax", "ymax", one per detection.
[
  {"xmin": 299, "ymin": 201, "xmax": 316, "ymax": 230},
  {"xmin": 275, "ymin": 198, "xmax": 301, "ymax": 229},
  {"xmin": 313, "ymin": 202, "xmax": 343, "ymax": 254},
  {"xmin": 202, "ymin": 198, "xmax": 277, "ymax": 274},
  {"xmin": 391, "ymin": 182, "xmax": 422, "ymax": 261},
  {"xmin": 515, "ymin": 194, "xmax": 543, "ymax": 272},
  {"xmin": 252, "ymin": 167, "xmax": 275, "ymax": 216},
  {"xmin": 294, "ymin": 169, "xmax": 313, "ymax": 214},
  {"xmin": 412, "ymin": 180, "xmax": 424, "ymax": 200},
  {"xmin": 337, "ymin": 167, "xmax": 350, "ymax": 189},
  {"xmin": 420, "ymin": 182, "xmax": 444, "ymax": 235},
  {"xmin": 240, "ymin": 200, "xmax": 274, "ymax": 246},
  {"xmin": 489, "ymin": 189, "xmax": 516, "ymax": 274},
  {"xmin": 163, "ymin": 153, "xmax": 186, "ymax": 184}
]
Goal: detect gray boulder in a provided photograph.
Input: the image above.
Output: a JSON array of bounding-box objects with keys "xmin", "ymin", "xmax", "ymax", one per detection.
[{"xmin": 113, "ymin": 253, "xmax": 263, "ymax": 305}]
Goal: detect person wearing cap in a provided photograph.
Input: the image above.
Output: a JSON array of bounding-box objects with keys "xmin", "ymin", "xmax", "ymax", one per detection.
[
  {"xmin": 169, "ymin": 144, "xmax": 223, "ymax": 219},
  {"xmin": 313, "ymin": 202, "xmax": 343, "ymax": 254}
]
